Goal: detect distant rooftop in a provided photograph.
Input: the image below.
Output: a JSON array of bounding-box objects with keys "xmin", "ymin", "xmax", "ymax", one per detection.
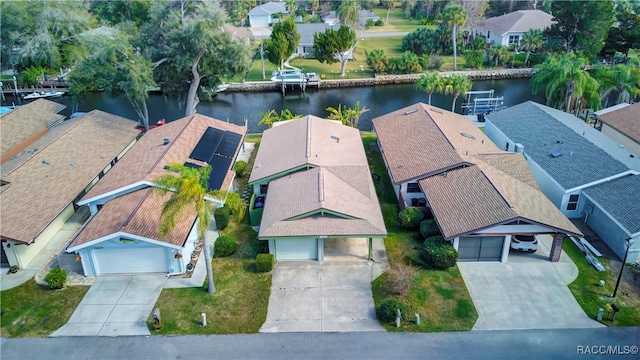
[
  {"xmin": 596, "ymin": 102, "xmax": 640, "ymax": 145},
  {"xmin": 477, "ymin": 10, "xmax": 554, "ymax": 35},
  {"xmin": 486, "ymin": 101, "xmax": 639, "ymax": 190},
  {"xmin": 583, "ymin": 174, "xmax": 640, "ymax": 235}
]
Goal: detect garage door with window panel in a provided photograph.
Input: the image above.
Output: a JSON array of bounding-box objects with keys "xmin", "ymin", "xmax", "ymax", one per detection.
[
  {"xmin": 274, "ymin": 238, "xmax": 318, "ymax": 260},
  {"xmin": 94, "ymin": 247, "xmax": 169, "ymax": 274},
  {"xmin": 458, "ymin": 236, "xmax": 505, "ymax": 262}
]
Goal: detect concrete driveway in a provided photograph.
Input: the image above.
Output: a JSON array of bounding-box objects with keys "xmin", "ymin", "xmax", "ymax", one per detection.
[
  {"xmin": 51, "ymin": 274, "xmax": 167, "ymax": 337},
  {"xmin": 458, "ymin": 235, "xmax": 605, "ymax": 331},
  {"xmin": 260, "ymin": 262, "xmax": 384, "ymax": 333}
]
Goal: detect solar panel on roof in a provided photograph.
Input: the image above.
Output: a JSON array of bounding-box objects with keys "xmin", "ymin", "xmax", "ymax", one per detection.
[
  {"xmin": 207, "ymin": 154, "xmax": 232, "ymax": 190},
  {"xmin": 216, "ymin": 132, "xmax": 242, "ymax": 158},
  {"xmin": 189, "ymin": 127, "xmax": 224, "ymax": 162}
]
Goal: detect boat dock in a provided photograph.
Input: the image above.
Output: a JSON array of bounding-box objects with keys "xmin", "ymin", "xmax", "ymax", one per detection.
[{"xmin": 461, "ymin": 89, "xmax": 506, "ymax": 115}]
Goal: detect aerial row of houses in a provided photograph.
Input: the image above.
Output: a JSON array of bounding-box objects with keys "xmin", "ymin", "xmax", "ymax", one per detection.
[{"xmin": 1, "ymin": 97, "xmax": 638, "ymax": 278}]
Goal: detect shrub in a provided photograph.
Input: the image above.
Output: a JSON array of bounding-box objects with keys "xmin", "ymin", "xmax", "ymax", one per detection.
[
  {"xmin": 377, "ymin": 299, "xmax": 409, "ymax": 324},
  {"xmin": 256, "ymin": 254, "xmax": 274, "ymax": 272},
  {"xmin": 419, "ymin": 219, "xmax": 440, "ymax": 239},
  {"xmin": 365, "ymin": 19, "xmax": 375, "ymax": 29},
  {"xmin": 398, "ymin": 207, "xmax": 424, "ymax": 229},
  {"xmin": 214, "ymin": 206, "xmax": 230, "ymax": 230},
  {"xmin": 423, "ymin": 236, "xmax": 458, "ymax": 270},
  {"xmin": 464, "ymin": 50, "xmax": 484, "ymax": 69},
  {"xmin": 387, "ymin": 263, "xmax": 418, "ymax": 296},
  {"xmin": 214, "ymin": 235, "xmax": 237, "ymax": 257},
  {"xmin": 234, "ymin": 160, "xmax": 247, "ymax": 177},
  {"xmin": 426, "ymin": 55, "xmax": 443, "ymax": 70},
  {"xmin": 375, "ymin": 19, "xmax": 384, "ymax": 26},
  {"xmin": 44, "ymin": 267, "xmax": 67, "ymax": 289}
]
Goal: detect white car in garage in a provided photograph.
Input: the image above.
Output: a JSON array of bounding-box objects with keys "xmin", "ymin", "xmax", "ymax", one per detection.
[{"xmin": 511, "ymin": 234, "xmax": 538, "ymax": 252}]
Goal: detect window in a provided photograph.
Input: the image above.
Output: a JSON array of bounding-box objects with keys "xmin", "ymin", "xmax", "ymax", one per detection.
[
  {"xmin": 508, "ymin": 35, "xmax": 520, "ymax": 46},
  {"xmin": 406, "ymin": 183, "xmax": 421, "ymax": 193},
  {"xmin": 259, "ymin": 184, "xmax": 269, "ymax": 195},
  {"xmin": 567, "ymin": 194, "xmax": 579, "ymax": 211}
]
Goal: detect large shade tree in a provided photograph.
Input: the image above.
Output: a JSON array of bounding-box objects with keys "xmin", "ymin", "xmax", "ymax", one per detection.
[
  {"xmin": 531, "ymin": 53, "xmax": 601, "ymax": 113},
  {"xmin": 545, "ymin": 0, "xmax": 614, "ymax": 60},
  {"xmin": 142, "ymin": 0, "xmax": 251, "ymax": 117},
  {"xmin": 440, "ymin": 5, "xmax": 467, "ymax": 71},
  {"xmin": 154, "ymin": 163, "xmax": 245, "ymax": 294},
  {"xmin": 68, "ymin": 26, "xmax": 156, "ymax": 131},
  {"xmin": 313, "ymin": 25, "xmax": 357, "ymax": 77},
  {"xmin": 265, "ymin": 17, "xmax": 300, "ymax": 70}
]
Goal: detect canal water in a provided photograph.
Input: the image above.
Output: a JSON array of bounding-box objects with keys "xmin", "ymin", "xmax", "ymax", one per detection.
[{"xmin": 3, "ymin": 78, "xmax": 545, "ymax": 133}]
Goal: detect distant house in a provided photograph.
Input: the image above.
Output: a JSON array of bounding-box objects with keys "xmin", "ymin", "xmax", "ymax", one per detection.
[
  {"xmin": 475, "ymin": 10, "xmax": 553, "ymax": 47},
  {"xmin": 485, "ymin": 101, "xmax": 640, "ymax": 263},
  {"xmin": 294, "ymin": 23, "xmax": 340, "ymax": 57},
  {"xmin": 1, "ymin": 109, "xmax": 140, "ymax": 270},
  {"xmin": 594, "ymin": 103, "xmax": 640, "ymax": 157},
  {"xmin": 66, "ymin": 114, "xmax": 246, "ymax": 276},
  {"xmin": 248, "ymin": 116, "xmax": 386, "ymax": 262},
  {"xmin": 373, "ymin": 103, "xmax": 581, "ymax": 263},
  {"xmin": 249, "ymin": 1, "xmax": 288, "ymax": 27},
  {"xmin": 322, "ymin": 10, "xmax": 379, "ymax": 26}
]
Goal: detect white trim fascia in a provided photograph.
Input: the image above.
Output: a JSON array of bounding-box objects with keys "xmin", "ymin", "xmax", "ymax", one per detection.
[
  {"xmin": 67, "ymin": 231, "xmax": 184, "ymax": 252},
  {"xmin": 565, "ymin": 170, "xmax": 639, "ymax": 193},
  {"xmin": 78, "ymin": 180, "xmax": 155, "ymax": 205},
  {"xmin": 581, "ymin": 192, "xmax": 635, "ymax": 237}
]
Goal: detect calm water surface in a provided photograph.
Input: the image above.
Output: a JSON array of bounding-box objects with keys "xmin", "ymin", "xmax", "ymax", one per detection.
[{"xmin": 4, "ymin": 78, "xmax": 545, "ymax": 133}]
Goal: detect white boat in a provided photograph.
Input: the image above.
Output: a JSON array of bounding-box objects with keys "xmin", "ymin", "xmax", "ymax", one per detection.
[
  {"xmin": 271, "ymin": 69, "xmax": 320, "ymax": 85},
  {"xmin": 23, "ymin": 89, "xmax": 64, "ymax": 100},
  {"xmin": 216, "ymin": 83, "xmax": 230, "ymax": 92}
]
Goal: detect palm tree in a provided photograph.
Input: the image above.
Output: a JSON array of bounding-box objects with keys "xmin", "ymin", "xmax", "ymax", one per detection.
[
  {"xmin": 382, "ymin": 0, "xmax": 395, "ymax": 24},
  {"xmin": 348, "ymin": 101, "xmax": 369, "ymax": 128},
  {"xmin": 591, "ymin": 64, "xmax": 640, "ymax": 108},
  {"xmin": 531, "ymin": 53, "xmax": 602, "ymax": 113},
  {"xmin": 154, "ymin": 163, "xmax": 245, "ymax": 294},
  {"xmin": 258, "ymin": 108, "xmax": 301, "ymax": 128},
  {"xmin": 444, "ymin": 74, "xmax": 472, "ymax": 112},
  {"xmin": 441, "ymin": 5, "xmax": 468, "ymax": 71},
  {"xmin": 489, "ymin": 45, "xmax": 510, "ymax": 67},
  {"xmin": 338, "ymin": 0, "xmax": 360, "ymax": 27},
  {"xmin": 521, "ymin": 29, "xmax": 543, "ymax": 66},
  {"xmin": 366, "ymin": 49, "xmax": 387, "ymax": 74},
  {"xmin": 326, "ymin": 104, "xmax": 350, "ymax": 125},
  {"xmin": 415, "ymin": 71, "xmax": 443, "ymax": 105}
]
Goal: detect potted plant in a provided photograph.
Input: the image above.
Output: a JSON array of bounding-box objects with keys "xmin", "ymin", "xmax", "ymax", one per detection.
[
  {"xmin": 174, "ymin": 253, "xmax": 183, "ymax": 259},
  {"xmin": 186, "ymin": 263, "xmax": 194, "ymax": 272},
  {"xmin": 9, "ymin": 265, "xmax": 19, "ymax": 273},
  {"xmin": 191, "ymin": 250, "xmax": 199, "ymax": 260}
]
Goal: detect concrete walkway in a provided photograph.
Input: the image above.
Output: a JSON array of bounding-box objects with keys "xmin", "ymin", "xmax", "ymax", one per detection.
[
  {"xmin": 458, "ymin": 235, "xmax": 605, "ymax": 331},
  {"xmin": 50, "ymin": 275, "xmax": 167, "ymax": 337},
  {"xmin": 260, "ymin": 238, "xmax": 388, "ymax": 333}
]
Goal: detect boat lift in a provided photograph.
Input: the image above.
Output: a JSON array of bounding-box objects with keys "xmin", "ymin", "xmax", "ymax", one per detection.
[{"xmin": 461, "ymin": 90, "xmax": 505, "ymax": 115}]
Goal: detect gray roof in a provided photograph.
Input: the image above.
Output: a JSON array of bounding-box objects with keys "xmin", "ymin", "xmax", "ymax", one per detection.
[
  {"xmin": 477, "ymin": 10, "xmax": 553, "ymax": 35},
  {"xmin": 486, "ymin": 102, "xmax": 638, "ymax": 190},
  {"xmin": 249, "ymin": 1, "xmax": 288, "ymax": 16},
  {"xmin": 297, "ymin": 23, "xmax": 339, "ymax": 45},
  {"xmin": 583, "ymin": 175, "xmax": 640, "ymax": 235}
]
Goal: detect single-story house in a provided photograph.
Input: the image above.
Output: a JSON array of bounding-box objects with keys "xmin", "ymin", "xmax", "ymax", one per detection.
[
  {"xmin": 322, "ymin": 10, "xmax": 379, "ymax": 26},
  {"xmin": 1, "ymin": 98, "xmax": 66, "ymax": 164},
  {"xmin": 294, "ymin": 23, "xmax": 340, "ymax": 57},
  {"xmin": 485, "ymin": 101, "xmax": 640, "ymax": 262},
  {"xmin": 372, "ymin": 103, "xmax": 581, "ymax": 263},
  {"xmin": 594, "ymin": 103, "xmax": 640, "ymax": 157},
  {"xmin": 249, "ymin": 1, "xmax": 289, "ymax": 27},
  {"xmin": 66, "ymin": 114, "xmax": 246, "ymax": 276},
  {"xmin": 1, "ymin": 110, "xmax": 140, "ymax": 269},
  {"xmin": 248, "ymin": 116, "xmax": 386, "ymax": 262},
  {"xmin": 475, "ymin": 10, "xmax": 553, "ymax": 47}
]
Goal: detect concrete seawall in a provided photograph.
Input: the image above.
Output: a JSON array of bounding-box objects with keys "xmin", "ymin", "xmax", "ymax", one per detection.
[{"xmin": 226, "ymin": 68, "xmax": 537, "ymax": 92}]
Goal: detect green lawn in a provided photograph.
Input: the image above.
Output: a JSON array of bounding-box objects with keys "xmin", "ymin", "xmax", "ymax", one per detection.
[
  {"xmin": 0, "ymin": 280, "xmax": 89, "ymax": 337},
  {"xmin": 362, "ymin": 132, "xmax": 478, "ymax": 332},
  {"xmin": 369, "ymin": 7, "xmax": 424, "ymax": 33},
  {"xmin": 563, "ymin": 240, "xmax": 640, "ymax": 326},
  {"xmin": 359, "ymin": 36, "xmax": 405, "ymax": 57}
]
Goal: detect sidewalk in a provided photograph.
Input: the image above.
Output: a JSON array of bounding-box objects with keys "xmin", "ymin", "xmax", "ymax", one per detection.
[{"xmin": 1, "ymin": 208, "xmax": 89, "ymax": 291}]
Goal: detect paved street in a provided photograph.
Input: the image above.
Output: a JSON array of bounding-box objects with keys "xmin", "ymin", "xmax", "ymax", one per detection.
[{"xmin": 2, "ymin": 327, "xmax": 639, "ymax": 360}]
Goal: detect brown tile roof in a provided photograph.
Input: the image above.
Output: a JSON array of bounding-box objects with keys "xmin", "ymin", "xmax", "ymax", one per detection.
[
  {"xmin": 1, "ymin": 99, "xmax": 66, "ymax": 157},
  {"xmin": 597, "ymin": 102, "xmax": 640, "ymax": 144},
  {"xmin": 0, "ymin": 110, "xmax": 140, "ymax": 244},
  {"xmin": 259, "ymin": 167, "xmax": 386, "ymax": 238},
  {"xmin": 374, "ymin": 103, "xmax": 581, "ymax": 239},
  {"xmin": 255, "ymin": 117, "xmax": 386, "ymax": 239},
  {"xmin": 68, "ymin": 189, "xmax": 195, "ymax": 250},
  {"xmin": 372, "ymin": 104, "xmax": 471, "ymax": 183},
  {"xmin": 248, "ymin": 116, "xmax": 366, "ymax": 183},
  {"xmin": 82, "ymin": 114, "xmax": 246, "ymax": 201}
]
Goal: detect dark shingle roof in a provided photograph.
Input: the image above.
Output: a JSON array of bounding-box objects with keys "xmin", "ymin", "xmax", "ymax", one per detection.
[
  {"xmin": 487, "ymin": 102, "xmax": 632, "ymax": 189},
  {"xmin": 583, "ymin": 175, "xmax": 640, "ymax": 235}
]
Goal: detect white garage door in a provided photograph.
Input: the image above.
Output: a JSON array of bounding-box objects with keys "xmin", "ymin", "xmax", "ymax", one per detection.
[
  {"xmin": 250, "ymin": 15, "xmax": 269, "ymax": 26},
  {"xmin": 94, "ymin": 247, "xmax": 169, "ymax": 274},
  {"xmin": 275, "ymin": 239, "xmax": 318, "ymax": 260}
]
